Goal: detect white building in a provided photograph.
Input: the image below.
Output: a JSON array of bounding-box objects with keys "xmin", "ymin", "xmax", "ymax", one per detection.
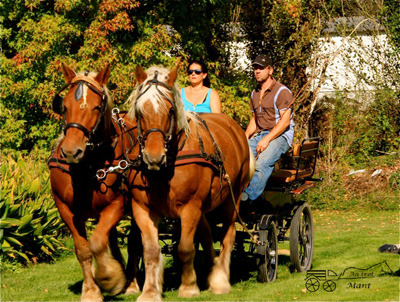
[{"xmin": 310, "ymin": 17, "xmax": 391, "ymax": 102}]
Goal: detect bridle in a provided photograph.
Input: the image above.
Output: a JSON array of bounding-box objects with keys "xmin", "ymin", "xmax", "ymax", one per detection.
[
  {"xmin": 53, "ymin": 73, "xmax": 108, "ymax": 146},
  {"xmin": 134, "ymin": 70, "xmax": 176, "ymax": 152}
]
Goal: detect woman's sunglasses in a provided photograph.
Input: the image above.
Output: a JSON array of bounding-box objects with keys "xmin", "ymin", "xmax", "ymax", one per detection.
[{"xmin": 188, "ymin": 69, "xmax": 202, "ymax": 75}]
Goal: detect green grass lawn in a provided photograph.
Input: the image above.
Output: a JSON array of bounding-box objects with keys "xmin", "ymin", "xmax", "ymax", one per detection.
[{"xmin": 2, "ymin": 210, "xmax": 399, "ymax": 301}]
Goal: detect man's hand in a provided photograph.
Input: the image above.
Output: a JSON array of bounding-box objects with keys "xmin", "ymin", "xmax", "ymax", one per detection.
[{"xmin": 256, "ymin": 136, "xmax": 270, "ymax": 154}]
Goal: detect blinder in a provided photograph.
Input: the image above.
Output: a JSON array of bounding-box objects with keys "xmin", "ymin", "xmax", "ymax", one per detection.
[{"xmin": 52, "ymin": 83, "xmax": 70, "ymax": 115}]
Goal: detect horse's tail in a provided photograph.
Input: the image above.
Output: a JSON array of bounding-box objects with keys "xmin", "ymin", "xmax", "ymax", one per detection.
[{"xmin": 248, "ymin": 146, "xmax": 256, "ymax": 181}]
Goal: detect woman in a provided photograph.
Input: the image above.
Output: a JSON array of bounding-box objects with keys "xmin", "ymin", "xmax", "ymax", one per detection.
[{"xmin": 181, "ymin": 60, "xmax": 222, "ymax": 113}]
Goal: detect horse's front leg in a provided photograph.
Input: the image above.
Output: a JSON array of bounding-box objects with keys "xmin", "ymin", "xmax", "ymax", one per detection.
[
  {"xmin": 208, "ymin": 201, "xmax": 236, "ymax": 294},
  {"xmin": 90, "ymin": 197, "xmax": 126, "ymax": 296},
  {"xmin": 54, "ymin": 198, "xmax": 103, "ymax": 302},
  {"xmin": 178, "ymin": 204, "xmax": 202, "ymax": 297},
  {"xmin": 131, "ymin": 202, "xmax": 163, "ymax": 302}
]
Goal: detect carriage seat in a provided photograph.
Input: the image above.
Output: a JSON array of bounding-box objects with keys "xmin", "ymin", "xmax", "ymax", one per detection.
[{"xmin": 269, "ymin": 138, "xmax": 320, "ymax": 183}]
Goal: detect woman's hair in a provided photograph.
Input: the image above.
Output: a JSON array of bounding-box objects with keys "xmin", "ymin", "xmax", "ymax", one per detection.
[{"xmin": 188, "ymin": 60, "xmax": 211, "ymax": 88}]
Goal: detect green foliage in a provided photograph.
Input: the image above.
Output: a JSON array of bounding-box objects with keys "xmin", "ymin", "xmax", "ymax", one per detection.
[
  {"xmin": 312, "ymin": 88, "xmax": 399, "ymax": 166},
  {"xmin": 0, "ymin": 153, "xmax": 66, "ymax": 266},
  {"xmin": 380, "ymin": 0, "xmax": 400, "ymax": 51},
  {"xmin": 361, "ymin": 89, "xmax": 400, "ymax": 154},
  {"xmin": 0, "ymin": 103, "xmax": 27, "ymax": 153}
]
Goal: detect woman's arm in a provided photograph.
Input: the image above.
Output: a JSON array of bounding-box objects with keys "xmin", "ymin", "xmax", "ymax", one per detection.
[{"xmin": 210, "ymin": 89, "xmax": 222, "ymax": 113}]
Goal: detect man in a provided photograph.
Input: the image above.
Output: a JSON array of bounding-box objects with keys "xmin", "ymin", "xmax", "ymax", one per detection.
[{"xmin": 242, "ymin": 54, "xmax": 295, "ymax": 204}]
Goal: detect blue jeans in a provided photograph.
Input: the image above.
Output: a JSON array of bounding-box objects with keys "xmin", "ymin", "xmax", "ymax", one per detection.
[{"xmin": 244, "ymin": 131, "xmax": 290, "ymax": 201}]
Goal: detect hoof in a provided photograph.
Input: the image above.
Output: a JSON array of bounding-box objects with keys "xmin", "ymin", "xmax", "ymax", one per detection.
[
  {"xmin": 125, "ymin": 281, "xmax": 141, "ymax": 295},
  {"xmin": 209, "ymin": 283, "xmax": 231, "ymax": 295},
  {"xmin": 95, "ymin": 273, "xmax": 126, "ymax": 296},
  {"xmin": 137, "ymin": 292, "xmax": 162, "ymax": 302},
  {"xmin": 81, "ymin": 287, "xmax": 103, "ymax": 302},
  {"xmin": 106, "ymin": 280, "xmax": 126, "ymax": 296},
  {"xmin": 208, "ymin": 269, "xmax": 231, "ymax": 295},
  {"xmin": 94, "ymin": 258, "xmax": 126, "ymax": 295},
  {"xmin": 178, "ymin": 284, "xmax": 200, "ymax": 298}
]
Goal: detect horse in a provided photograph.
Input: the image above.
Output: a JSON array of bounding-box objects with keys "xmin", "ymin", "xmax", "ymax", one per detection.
[
  {"xmin": 124, "ymin": 63, "xmax": 253, "ymax": 301},
  {"xmin": 48, "ymin": 63, "xmax": 140, "ymax": 301}
]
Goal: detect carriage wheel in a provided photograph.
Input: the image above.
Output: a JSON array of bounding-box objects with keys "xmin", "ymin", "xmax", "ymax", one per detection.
[
  {"xmin": 290, "ymin": 203, "xmax": 314, "ymax": 272},
  {"xmin": 257, "ymin": 218, "xmax": 278, "ymax": 283}
]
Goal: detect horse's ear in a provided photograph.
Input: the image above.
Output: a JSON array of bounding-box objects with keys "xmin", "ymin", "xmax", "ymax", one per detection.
[
  {"xmin": 167, "ymin": 63, "xmax": 180, "ymax": 87},
  {"xmin": 174, "ymin": 57, "xmax": 182, "ymax": 69},
  {"xmin": 61, "ymin": 62, "xmax": 76, "ymax": 83},
  {"xmin": 94, "ymin": 64, "xmax": 111, "ymax": 87},
  {"xmin": 135, "ymin": 65, "xmax": 148, "ymax": 85}
]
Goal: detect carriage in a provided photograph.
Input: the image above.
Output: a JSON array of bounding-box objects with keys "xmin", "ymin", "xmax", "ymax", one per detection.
[
  {"xmin": 158, "ymin": 136, "xmax": 321, "ymax": 283},
  {"xmin": 50, "ymin": 62, "xmax": 321, "ymax": 301},
  {"xmin": 235, "ymin": 137, "xmax": 321, "ymax": 282}
]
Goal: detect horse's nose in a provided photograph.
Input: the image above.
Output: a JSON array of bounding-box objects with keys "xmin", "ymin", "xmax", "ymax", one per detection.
[
  {"xmin": 143, "ymin": 151, "xmax": 166, "ymax": 171},
  {"xmin": 60, "ymin": 146, "xmax": 84, "ymax": 163}
]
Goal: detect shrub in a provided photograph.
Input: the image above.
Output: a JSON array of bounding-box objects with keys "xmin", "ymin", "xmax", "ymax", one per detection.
[{"xmin": 0, "ymin": 153, "xmax": 66, "ymax": 266}]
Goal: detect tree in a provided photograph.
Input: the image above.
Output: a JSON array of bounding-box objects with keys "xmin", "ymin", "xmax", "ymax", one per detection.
[{"xmin": 0, "ymin": 0, "xmax": 178, "ymax": 153}]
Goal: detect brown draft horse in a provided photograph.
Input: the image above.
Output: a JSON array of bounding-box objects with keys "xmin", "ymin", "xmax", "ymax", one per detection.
[
  {"xmin": 125, "ymin": 64, "xmax": 253, "ymax": 301},
  {"xmin": 48, "ymin": 63, "xmax": 140, "ymax": 301}
]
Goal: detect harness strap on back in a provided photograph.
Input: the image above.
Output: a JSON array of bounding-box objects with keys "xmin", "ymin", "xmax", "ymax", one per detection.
[{"xmin": 194, "ymin": 114, "xmax": 225, "ymax": 165}]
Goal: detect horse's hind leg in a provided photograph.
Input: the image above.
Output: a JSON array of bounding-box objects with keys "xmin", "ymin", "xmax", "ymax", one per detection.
[
  {"xmin": 208, "ymin": 202, "xmax": 236, "ymax": 294},
  {"xmin": 178, "ymin": 205, "xmax": 202, "ymax": 297},
  {"xmin": 55, "ymin": 199, "xmax": 103, "ymax": 302},
  {"xmin": 198, "ymin": 215, "xmax": 217, "ymax": 274},
  {"xmin": 90, "ymin": 198, "xmax": 126, "ymax": 296}
]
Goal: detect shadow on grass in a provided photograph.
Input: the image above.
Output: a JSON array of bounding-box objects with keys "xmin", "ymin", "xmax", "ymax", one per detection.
[
  {"xmin": 162, "ymin": 248, "xmax": 260, "ymax": 291},
  {"xmin": 104, "ymin": 294, "xmax": 126, "ymax": 301},
  {"xmin": 68, "ymin": 280, "xmax": 135, "ymax": 301},
  {"xmin": 385, "ymin": 268, "xmax": 400, "ymax": 277},
  {"xmin": 162, "ymin": 248, "xmax": 297, "ymax": 291},
  {"xmin": 68, "ymin": 280, "xmax": 83, "ymax": 295}
]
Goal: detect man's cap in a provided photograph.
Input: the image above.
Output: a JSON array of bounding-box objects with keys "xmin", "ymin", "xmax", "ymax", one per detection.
[{"xmin": 252, "ymin": 54, "xmax": 273, "ymax": 68}]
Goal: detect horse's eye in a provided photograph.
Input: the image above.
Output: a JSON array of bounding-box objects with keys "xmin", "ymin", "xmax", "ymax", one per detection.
[{"xmin": 94, "ymin": 106, "xmax": 101, "ymax": 111}]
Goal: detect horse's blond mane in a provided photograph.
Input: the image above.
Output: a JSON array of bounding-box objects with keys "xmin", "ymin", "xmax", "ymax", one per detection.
[{"xmin": 126, "ymin": 66, "xmax": 191, "ymax": 136}]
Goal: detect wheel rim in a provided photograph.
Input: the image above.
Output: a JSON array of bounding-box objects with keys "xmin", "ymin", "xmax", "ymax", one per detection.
[
  {"xmin": 266, "ymin": 227, "xmax": 277, "ymax": 280},
  {"xmin": 257, "ymin": 219, "xmax": 278, "ymax": 282},
  {"xmin": 298, "ymin": 207, "xmax": 312, "ymax": 270}
]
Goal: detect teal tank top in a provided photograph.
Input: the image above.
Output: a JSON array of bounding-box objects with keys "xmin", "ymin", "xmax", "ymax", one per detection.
[{"xmin": 181, "ymin": 88, "xmax": 212, "ymax": 113}]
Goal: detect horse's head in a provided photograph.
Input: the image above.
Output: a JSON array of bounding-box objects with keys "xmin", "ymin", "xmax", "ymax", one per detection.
[
  {"xmin": 53, "ymin": 63, "xmax": 112, "ymax": 163},
  {"xmin": 127, "ymin": 63, "xmax": 189, "ymax": 171}
]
